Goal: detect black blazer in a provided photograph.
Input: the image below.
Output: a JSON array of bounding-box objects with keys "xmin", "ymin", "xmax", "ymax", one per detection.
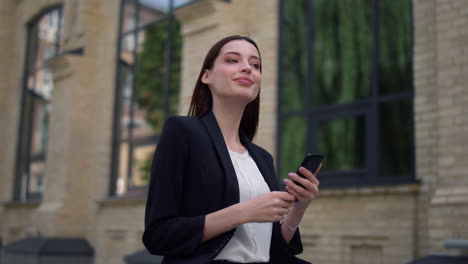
[{"xmin": 142, "ymin": 112, "xmax": 310, "ymax": 264}]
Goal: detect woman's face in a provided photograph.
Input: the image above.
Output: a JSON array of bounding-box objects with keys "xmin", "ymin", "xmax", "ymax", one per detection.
[{"xmin": 201, "ymin": 39, "xmax": 262, "ymax": 105}]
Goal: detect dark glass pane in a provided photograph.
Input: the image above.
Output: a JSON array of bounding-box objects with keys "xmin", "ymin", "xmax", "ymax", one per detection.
[
  {"xmin": 29, "ymin": 97, "xmax": 50, "ymax": 154},
  {"xmin": 26, "ymin": 24, "xmax": 39, "ymax": 72},
  {"xmin": 379, "ymin": 0, "xmax": 412, "ymax": 94},
  {"xmin": 380, "ymin": 100, "xmax": 413, "ymax": 176},
  {"xmin": 312, "ymin": 0, "xmax": 372, "ymax": 105},
  {"xmin": 318, "ymin": 116, "xmax": 365, "ymax": 171},
  {"xmin": 119, "ymin": 64, "xmax": 134, "ymax": 124},
  {"xmin": 281, "ymin": 0, "xmax": 307, "ymax": 112},
  {"xmin": 121, "ymin": 0, "xmax": 137, "ymax": 33},
  {"xmin": 279, "ymin": 116, "xmax": 306, "ymax": 179},
  {"xmin": 29, "ymin": 156, "xmax": 45, "ymax": 196},
  {"xmin": 17, "ymin": 93, "xmax": 36, "ymax": 199},
  {"xmin": 28, "ymin": 96, "xmax": 49, "ymax": 195},
  {"xmin": 117, "ymin": 64, "xmax": 134, "ymax": 195}
]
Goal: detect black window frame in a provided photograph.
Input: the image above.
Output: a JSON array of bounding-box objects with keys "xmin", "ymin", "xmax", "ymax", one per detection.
[
  {"xmin": 109, "ymin": 0, "xmax": 184, "ymax": 197},
  {"xmin": 276, "ymin": 0, "xmax": 417, "ymax": 188},
  {"xmin": 13, "ymin": 5, "xmax": 64, "ymax": 201}
]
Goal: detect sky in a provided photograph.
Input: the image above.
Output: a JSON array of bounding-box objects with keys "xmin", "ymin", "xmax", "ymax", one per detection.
[{"xmin": 138, "ymin": 0, "xmax": 192, "ymax": 12}]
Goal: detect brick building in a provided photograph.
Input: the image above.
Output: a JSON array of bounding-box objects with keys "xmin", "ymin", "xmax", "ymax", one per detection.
[{"xmin": 0, "ymin": 0, "xmax": 467, "ymax": 263}]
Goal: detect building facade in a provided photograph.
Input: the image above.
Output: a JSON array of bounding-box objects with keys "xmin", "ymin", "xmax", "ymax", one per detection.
[{"xmin": 0, "ymin": 0, "xmax": 467, "ymax": 263}]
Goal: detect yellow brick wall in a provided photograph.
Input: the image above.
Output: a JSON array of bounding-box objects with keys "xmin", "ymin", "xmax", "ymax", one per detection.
[
  {"xmin": 423, "ymin": 0, "xmax": 468, "ymax": 255},
  {"xmin": 413, "ymin": 0, "xmax": 438, "ymax": 257}
]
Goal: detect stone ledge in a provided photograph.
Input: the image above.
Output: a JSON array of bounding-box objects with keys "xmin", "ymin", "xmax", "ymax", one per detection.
[
  {"xmin": 2, "ymin": 200, "xmax": 41, "ymax": 209},
  {"xmin": 319, "ymin": 183, "xmax": 420, "ymax": 197},
  {"xmin": 97, "ymin": 185, "xmax": 148, "ymax": 207}
]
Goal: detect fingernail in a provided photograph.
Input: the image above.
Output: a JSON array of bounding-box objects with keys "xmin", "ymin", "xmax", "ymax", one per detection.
[
  {"xmin": 283, "ymin": 179, "xmax": 291, "ymax": 184},
  {"xmin": 288, "ymin": 173, "xmax": 294, "ymax": 177}
]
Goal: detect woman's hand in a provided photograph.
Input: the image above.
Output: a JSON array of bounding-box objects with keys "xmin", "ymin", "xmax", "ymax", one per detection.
[
  {"xmin": 240, "ymin": 191, "xmax": 295, "ymax": 223},
  {"xmin": 283, "ymin": 164, "xmax": 321, "ymax": 209}
]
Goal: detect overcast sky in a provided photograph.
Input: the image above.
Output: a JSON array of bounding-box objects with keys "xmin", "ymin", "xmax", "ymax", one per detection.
[{"xmin": 138, "ymin": 0, "xmax": 192, "ymax": 12}]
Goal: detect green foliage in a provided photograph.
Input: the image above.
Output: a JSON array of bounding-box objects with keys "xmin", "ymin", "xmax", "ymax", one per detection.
[
  {"xmin": 280, "ymin": 0, "xmax": 413, "ymax": 177},
  {"xmin": 134, "ymin": 18, "xmax": 182, "ymax": 183},
  {"xmin": 134, "ymin": 20, "xmax": 182, "ymax": 134}
]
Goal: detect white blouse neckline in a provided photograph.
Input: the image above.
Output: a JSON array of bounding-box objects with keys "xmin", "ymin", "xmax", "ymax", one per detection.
[{"xmin": 227, "ymin": 148, "xmax": 249, "ymax": 159}]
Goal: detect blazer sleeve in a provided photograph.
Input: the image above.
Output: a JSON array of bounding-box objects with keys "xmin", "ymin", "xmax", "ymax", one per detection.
[{"xmin": 142, "ymin": 116, "xmax": 206, "ymax": 256}]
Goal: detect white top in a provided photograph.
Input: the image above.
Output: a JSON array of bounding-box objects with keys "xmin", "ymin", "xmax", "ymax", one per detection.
[{"xmin": 214, "ymin": 148, "xmax": 272, "ymax": 263}]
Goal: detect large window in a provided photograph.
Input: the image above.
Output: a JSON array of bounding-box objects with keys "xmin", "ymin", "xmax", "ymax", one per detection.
[
  {"xmin": 14, "ymin": 7, "xmax": 64, "ymax": 200},
  {"xmin": 110, "ymin": 0, "xmax": 190, "ymax": 196},
  {"xmin": 278, "ymin": 0, "xmax": 414, "ymax": 187}
]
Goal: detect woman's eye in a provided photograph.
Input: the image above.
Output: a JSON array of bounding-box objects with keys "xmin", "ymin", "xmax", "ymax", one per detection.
[
  {"xmin": 252, "ymin": 64, "xmax": 260, "ymax": 69},
  {"xmin": 227, "ymin": 59, "xmax": 238, "ymax": 63}
]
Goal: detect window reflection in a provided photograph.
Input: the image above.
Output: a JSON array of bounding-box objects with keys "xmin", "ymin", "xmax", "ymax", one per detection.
[
  {"xmin": 37, "ymin": 8, "xmax": 61, "ymax": 67},
  {"xmin": 114, "ymin": 2, "xmax": 182, "ymax": 195},
  {"xmin": 380, "ymin": 100, "xmax": 413, "ymax": 176},
  {"xmin": 121, "ymin": 1, "xmax": 137, "ymax": 33},
  {"xmin": 378, "ymin": 0, "xmax": 412, "ymax": 94},
  {"xmin": 34, "ymin": 69, "xmax": 54, "ymax": 99},
  {"xmin": 15, "ymin": 6, "xmax": 63, "ymax": 200},
  {"xmin": 29, "ymin": 98, "xmax": 48, "ymax": 196},
  {"xmin": 318, "ymin": 116, "xmax": 365, "ymax": 171},
  {"xmin": 279, "ymin": 0, "xmax": 414, "ymax": 187},
  {"xmin": 312, "ymin": 0, "xmax": 372, "ymax": 106},
  {"xmin": 279, "ymin": 116, "xmax": 306, "ymax": 179},
  {"xmin": 281, "ymin": 0, "xmax": 307, "ymax": 112},
  {"xmin": 138, "ymin": 0, "xmax": 166, "ymax": 28}
]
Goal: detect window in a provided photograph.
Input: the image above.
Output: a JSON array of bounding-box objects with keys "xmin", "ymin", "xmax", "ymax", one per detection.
[
  {"xmin": 110, "ymin": 0, "xmax": 190, "ymax": 196},
  {"xmin": 14, "ymin": 6, "xmax": 64, "ymax": 200},
  {"xmin": 278, "ymin": 0, "xmax": 414, "ymax": 188}
]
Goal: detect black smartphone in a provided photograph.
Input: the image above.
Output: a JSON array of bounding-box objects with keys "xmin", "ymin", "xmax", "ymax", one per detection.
[{"xmin": 294, "ymin": 153, "xmax": 324, "ymax": 188}]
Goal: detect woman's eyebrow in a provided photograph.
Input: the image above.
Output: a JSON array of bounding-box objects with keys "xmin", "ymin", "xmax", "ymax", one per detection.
[{"xmin": 223, "ymin": 51, "xmax": 260, "ymax": 60}]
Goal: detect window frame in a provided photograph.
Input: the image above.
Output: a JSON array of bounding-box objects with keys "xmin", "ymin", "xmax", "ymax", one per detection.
[
  {"xmin": 109, "ymin": 0, "xmax": 181, "ymax": 197},
  {"xmin": 13, "ymin": 5, "xmax": 64, "ymax": 201},
  {"xmin": 276, "ymin": 0, "xmax": 417, "ymax": 188}
]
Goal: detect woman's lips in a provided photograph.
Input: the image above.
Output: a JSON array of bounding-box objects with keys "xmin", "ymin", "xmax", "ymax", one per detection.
[{"xmin": 234, "ymin": 77, "xmax": 254, "ymax": 85}]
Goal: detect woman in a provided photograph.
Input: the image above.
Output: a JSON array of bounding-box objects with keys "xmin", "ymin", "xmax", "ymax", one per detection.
[{"xmin": 143, "ymin": 35, "xmax": 320, "ymax": 264}]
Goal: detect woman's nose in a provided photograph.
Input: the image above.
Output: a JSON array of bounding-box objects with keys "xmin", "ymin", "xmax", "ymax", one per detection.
[{"xmin": 241, "ymin": 61, "xmax": 252, "ymax": 73}]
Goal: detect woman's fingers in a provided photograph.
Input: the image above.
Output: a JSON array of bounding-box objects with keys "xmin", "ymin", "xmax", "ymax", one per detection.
[
  {"xmin": 286, "ymin": 173, "xmax": 314, "ymax": 191},
  {"xmin": 284, "ymin": 174, "xmax": 319, "ymax": 200},
  {"xmin": 298, "ymin": 166, "xmax": 320, "ymax": 186},
  {"xmin": 285, "ymin": 185, "xmax": 300, "ymax": 198}
]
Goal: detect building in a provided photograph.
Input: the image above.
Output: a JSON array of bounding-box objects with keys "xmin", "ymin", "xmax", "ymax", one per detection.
[{"xmin": 0, "ymin": 0, "xmax": 467, "ymax": 263}]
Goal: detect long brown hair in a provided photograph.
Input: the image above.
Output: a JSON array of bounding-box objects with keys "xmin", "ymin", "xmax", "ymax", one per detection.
[{"xmin": 187, "ymin": 35, "xmax": 261, "ymax": 141}]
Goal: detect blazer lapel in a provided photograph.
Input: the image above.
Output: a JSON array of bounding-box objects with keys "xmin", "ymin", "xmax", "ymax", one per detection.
[
  {"xmin": 240, "ymin": 130, "xmax": 279, "ymax": 192},
  {"xmin": 200, "ymin": 112, "xmax": 240, "ymax": 206}
]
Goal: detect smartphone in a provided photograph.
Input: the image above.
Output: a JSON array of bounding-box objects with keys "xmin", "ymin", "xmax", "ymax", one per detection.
[{"xmin": 294, "ymin": 153, "xmax": 324, "ymax": 188}]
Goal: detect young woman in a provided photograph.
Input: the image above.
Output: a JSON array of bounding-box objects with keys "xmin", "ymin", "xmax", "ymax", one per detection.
[{"xmin": 143, "ymin": 35, "xmax": 320, "ymax": 264}]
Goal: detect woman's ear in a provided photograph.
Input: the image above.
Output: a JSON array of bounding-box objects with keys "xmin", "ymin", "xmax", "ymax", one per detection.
[{"xmin": 201, "ymin": 69, "xmax": 211, "ymax": 85}]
